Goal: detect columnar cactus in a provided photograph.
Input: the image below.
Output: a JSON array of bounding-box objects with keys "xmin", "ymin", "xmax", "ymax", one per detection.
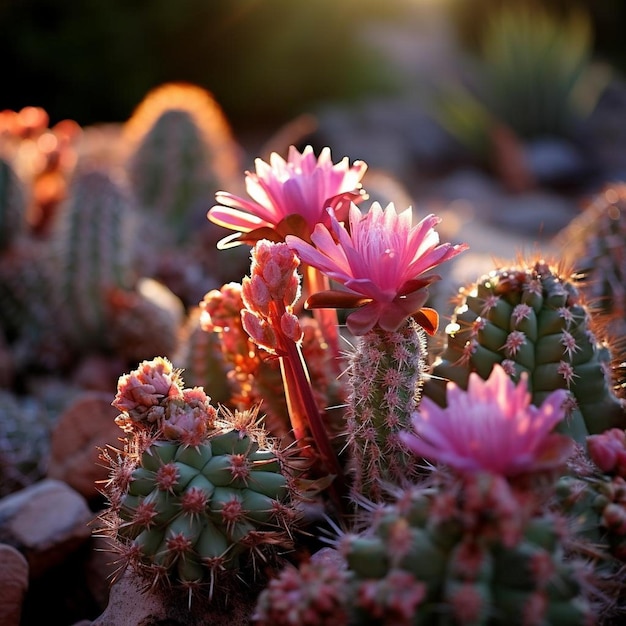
[
  {"xmin": 50, "ymin": 169, "xmax": 138, "ymax": 353},
  {"xmin": 124, "ymin": 82, "xmax": 241, "ymax": 247},
  {"xmin": 0, "ymin": 238, "xmax": 73, "ymax": 371},
  {"xmin": 346, "ymin": 317, "xmax": 427, "ymax": 504},
  {"xmin": 425, "ymin": 259, "xmax": 626, "ymax": 442},
  {"xmin": 556, "ymin": 183, "xmax": 626, "ymax": 337},
  {"xmin": 99, "ymin": 357, "xmax": 299, "ymax": 599}
]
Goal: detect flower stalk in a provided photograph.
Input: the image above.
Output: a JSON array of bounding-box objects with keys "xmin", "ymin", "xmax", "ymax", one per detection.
[{"xmin": 241, "ymin": 240, "xmax": 345, "ymax": 498}]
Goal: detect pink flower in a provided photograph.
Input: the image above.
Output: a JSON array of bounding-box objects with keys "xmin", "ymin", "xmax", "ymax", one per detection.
[
  {"xmin": 112, "ymin": 357, "xmax": 182, "ymax": 419},
  {"xmin": 587, "ymin": 429, "xmax": 626, "ymax": 476},
  {"xmin": 162, "ymin": 388, "xmax": 217, "ymax": 446},
  {"xmin": 399, "ymin": 365, "xmax": 574, "ymax": 477},
  {"xmin": 208, "ymin": 145, "xmax": 367, "ymax": 246},
  {"xmin": 285, "ymin": 202, "xmax": 467, "ymax": 335}
]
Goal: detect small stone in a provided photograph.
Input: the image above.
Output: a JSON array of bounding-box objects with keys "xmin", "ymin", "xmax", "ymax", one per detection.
[
  {"xmin": 525, "ymin": 138, "xmax": 592, "ymax": 187},
  {"xmin": 91, "ymin": 568, "xmax": 257, "ymax": 626},
  {"xmin": 0, "ymin": 543, "xmax": 28, "ymax": 626},
  {"xmin": 47, "ymin": 391, "xmax": 122, "ymax": 500},
  {"xmin": 0, "ymin": 479, "xmax": 92, "ymax": 578}
]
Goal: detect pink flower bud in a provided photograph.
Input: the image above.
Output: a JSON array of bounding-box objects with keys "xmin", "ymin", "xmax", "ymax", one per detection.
[
  {"xmin": 602, "ymin": 502, "xmax": 626, "ymax": 535},
  {"xmin": 280, "ymin": 312, "xmax": 303, "ymax": 343},
  {"xmin": 242, "ymin": 274, "xmax": 271, "ymax": 315},
  {"xmin": 241, "ymin": 310, "xmax": 278, "ymax": 352},
  {"xmin": 587, "ymin": 429, "xmax": 626, "ymax": 475}
]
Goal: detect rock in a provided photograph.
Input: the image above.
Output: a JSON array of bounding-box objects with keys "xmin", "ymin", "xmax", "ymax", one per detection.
[
  {"xmin": 0, "ymin": 478, "xmax": 92, "ymax": 578},
  {"xmin": 435, "ymin": 167, "xmax": 503, "ymax": 220},
  {"xmin": 0, "ymin": 543, "xmax": 28, "ymax": 626},
  {"xmin": 489, "ymin": 191, "xmax": 578, "ymax": 236},
  {"xmin": 525, "ymin": 138, "xmax": 592, "ymax": 187},
  {"xmin": 91, "ymin": 569, "xmax": 256, "ymax": 626},
  {"xmin": 47, "ymin": 391, "xmax": 122, "ymax": 500}
]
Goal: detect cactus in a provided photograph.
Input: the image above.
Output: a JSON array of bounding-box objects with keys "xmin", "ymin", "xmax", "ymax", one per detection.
[
  {"xmin": 256, "ymin": 476, "xmax": 597, "ymax": 625},
  {"xmin": 99, "ymin": 357, "xmax": 299, "ymax": 599},
  {"xmin": 557, "ymin": 431, "xmax": 626, "ymax": 563},
  {"xmin": 105, "ymin": 277, "xmax": 184, "ymax": 365},
  {"xmin": 556, "ymin": 184, "xmax": 626, "ymax": 337},
  {"xmin": 425, "ymin": 259, "xmax": 626, "ymax": 442},
  {"xmin": 0, "ymin": 238, "xmax": 74, "ymax": 371},
  {"xmin": 0, "ymin": 390, "xmax": 60, "ymax": 496},
  {"xmin": 346, "ymin": 317, "xmax": 428, "ymax": 504},
  {"xmin": 124, "ymin": 82, "xmax": 241, "ymax": 247},
  {"xmin": 0, "ymin": 157, "xmax": 27, "ymax": 251},
  {"xmin": 50, "ymin": 169, "xmax": 139, "ymax": 353},
  {"xmin": 174, "ymin": 306, "xmax": 234, "ymax": 406}
]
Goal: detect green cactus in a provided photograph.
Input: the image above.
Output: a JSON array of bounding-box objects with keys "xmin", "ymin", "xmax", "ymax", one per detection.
[
  {"xmin": 0, "ymin": 157, "xmax": 26, "ymax": 251},
  {"xmin": 124, "ymin": 82, "xmax": 241, "ymax": 247},
  {"xmin": 0, "ymin": 238, "xmax": 75, "ymax": 371},
  {"xmin": 556, "ymin": 184, "xmax": 626, "ymax": 338},
  {"xmin": 0, "ymin": 390, "xmax": 59, "ymax": 496},
  {"xmin": 424, "ymin": 259, "xmax": 626, "ymax": 443},
  {"xmin": 257, "ymin": 478, "xmax": 596, "ymax": 625},
  {"xmin": 174, "ymin": 306, "xmax": 234, "ymax": 406},
  {"xmin": 100, "ymin": 357, "xmax": 299, "ymax": 599},
  {"xmin": 50, "ymin": 169, "xmax": 138, "ymax": 353},
  {"xmin": 346, "ymin": 317, "xmax": 427, "ymax": 504}
]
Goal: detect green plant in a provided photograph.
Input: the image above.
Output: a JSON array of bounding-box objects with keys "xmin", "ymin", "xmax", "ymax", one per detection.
[
  {"xmin": 346, "ymin": 317, "xmax": 427, "ymax": 505},
  {"xmin": 424, "ymin": 259, "xmax": 626, "ymax": 442},
  {"xmin": 555, "ymin": 184, "xmax": 626, "ymax": 337},
  {"xmin": 124, "ymin": 82, "xmax": 241, "ymax": 247},
  {"xmin": 49, "ymin": 168, "xmax": 138, "ymax": 353},
  {"xmin": 99, "ymin": 357, "xmax": 299, "ymax": 599},
  {"xmin": 256, "ymin": 474, "xmax": 596, "ymax": 625}
]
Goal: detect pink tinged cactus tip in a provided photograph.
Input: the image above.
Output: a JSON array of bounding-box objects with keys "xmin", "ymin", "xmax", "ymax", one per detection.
[
  {"xmin": 399, "ymin": 364, "xmax": 574, "ymax": 477},
  {"xmin": 286, "ymin": 202, "xmax": 468, "ymax": 336},
  {"xmin": 208, "ymin": 145, "xmax": 368, "ymax": 247}
]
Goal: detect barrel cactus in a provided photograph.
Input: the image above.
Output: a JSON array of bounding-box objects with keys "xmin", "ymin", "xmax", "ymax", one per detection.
[
  {"xmin": 99, "ymin": 357, "xmax": 299, "ymax": 600},
  {"xmin": 424, "ymin": 258, "xmax": 626, "ymax": 442},
  {"xmin": 255, "ymin": 364, "xmax": 602, "ymax": 625}
]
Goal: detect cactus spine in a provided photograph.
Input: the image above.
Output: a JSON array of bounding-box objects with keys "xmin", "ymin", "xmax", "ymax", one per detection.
[
  {"xmin": 347, "ymin": 317, "xmax": 427, "ymax": 504},
  {"xmin": 425, "ymin": 259, "xmax": 626, "ymax": 442}
]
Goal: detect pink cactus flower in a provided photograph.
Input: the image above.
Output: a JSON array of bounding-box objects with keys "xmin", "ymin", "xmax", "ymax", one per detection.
[
  {"xmin": 113, "ymin": 357, "xmax": 182, "ymax": 418},
  {"xmin": 587, "ymin": 428, "xmax": 626, "ymax": 476},
  {"xmin": 208, "ymin": 145, "xmax": 367, "ymax": 246},
  {"xmin": 285, "ymin": 202, "xmax": 467, "ymax": 335},
  {"xmin": 162, "ymin": 388, "xmax": 217, "ymax": 446},
  {"xmin": 399, "ymin": 365, "xmax": 574, "ymax": 477}
]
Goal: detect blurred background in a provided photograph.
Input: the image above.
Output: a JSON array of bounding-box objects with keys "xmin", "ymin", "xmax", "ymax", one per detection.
[{"xmin": 2, "ymin": 0, "xmax": 625, "ymax": 131}]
